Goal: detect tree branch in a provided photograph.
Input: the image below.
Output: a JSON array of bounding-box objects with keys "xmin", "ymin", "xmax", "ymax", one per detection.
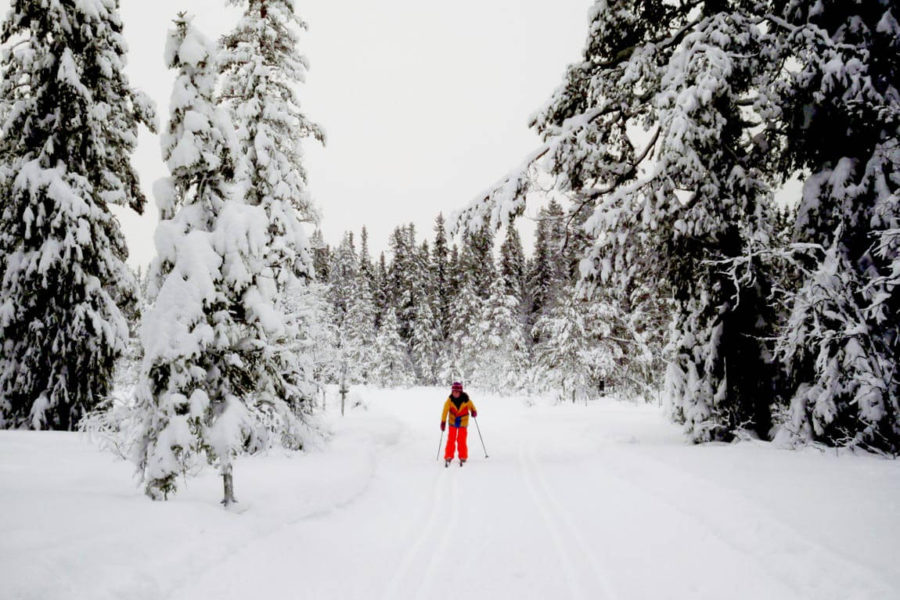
[{"xmin": 594, "ymin": 7, "xmax": 704, "ymax": 69}]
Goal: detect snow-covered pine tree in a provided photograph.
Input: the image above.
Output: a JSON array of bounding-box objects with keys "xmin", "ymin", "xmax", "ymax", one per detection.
[
  {"xmin": 613, "ymin": 6, "xmax": 779, "ymax": 441},
  {"xmin": 456, "ymin": 0, "xmax": 782, "ymax": 441},
  {"xmin": 373, "ymin": 251, "xmax": 389, "ymax": 329},
  {"xmin": 500, "ymin": 223, "xmax": 528, "ymax": 310},
  {"xmin": 448, "ymin": 244, "xmax": 463, "ymax": 291},
  {"xmin": 385, "ymin": 225, "xmax": 412, "ymax": 338},
  {"xmin": 437, "ymin": 226, "xmax": 497, "ymax": 383},
  {"xmin": 372, "ymin": 308, "xmax": 415, "ymax": 387},
  {"xmin": 218, "ymin": 0, "xmax": 326, "ymax": 468},
  {"xmin": 328, "ymin": 232, "xmax": 359, "ymax": 331},
  {"xmin": 533, "ymin": 284, "xmax": 613, "ymax": 403},
  {"xmin": 326, "ymin": 231, "xmax": 362, "ymax": 383},
  {"xmin": 409, "ymin": 238, "xmax": 440, "ymax": 383},
  {"xmin": 310, "ymin": 228, "xmax": 330, "ymax": 281},
  {"xmin": 613, "ymin": 280, "xmax": 671, "ymax": 400},
  {"xmin": 286, "ymin": 277, "xmax": 336, "ymax": 387},
  {"xmin": 432, "ymin": 214, "xmax": 452, "ymax": 341},
  {"xmin": 527, "ymin": 206, "xmax": 561, "ymax": 338},
  {"xmin": 416, "ymin": 238, "xmax": 434, "ymax": 308},
  {"xmin": 410, "ymin": 297, "xmax": 440, "ymax": 385},
  {"xmin": 138, "ymin": 14, "xmax": 321, "ymax": 505},
  {"xmin": 387, "ymin": 224, "xmax": 429, "ymax": 346},
  {"xmin": 134, "ymin": 14, "xmax": 257, "ymax": 502},
  {"xmin": 221, "ymin": 0, "xmax": 324, "ymax": 284},
  {"xmin": 0, "ymin": 0, "xmax": 156, "ymax": 429},
  {"xmin": 772, "ymin": 0, "xmax": 900, "ymax": 451},
  {"xmin": 436, "ymin": 243, "xmax": 463, "ymax": 378},
  {"xmin": 340, "ymin": 233, "xmax": 379, "ymax": 385},
  {"xmin": 460, "ymin": 226, "xmax": 496, "ymax": 301},
  {"xmin": 543, "ymin": 199, "xmax": 571, "ymax": 283},
  {"xmin": 442, "ymin": 277, "xmax": 483, "ymax": 385},
  {"xmin": 343, "ymin": 278, "xmax": 377, "ymax": 384},
  {"xmin": 358, "ymin": 226, "xmax": 376, "ymax": 293},
  {"xmin": 339, "ymin": 227, "xmax": 378, "ymax": 384},
  {"xmin": 471, "ymin": 277, "xmax": 530, "ymax": 392}
]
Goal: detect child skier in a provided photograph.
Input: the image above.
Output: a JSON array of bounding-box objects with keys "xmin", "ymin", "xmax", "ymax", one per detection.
[{"xmin": 440, "ymin": 382, "xmax": 477, "ymax": 467}]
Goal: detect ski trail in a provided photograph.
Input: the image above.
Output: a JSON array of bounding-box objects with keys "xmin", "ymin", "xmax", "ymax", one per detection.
[
  {"xmin": 600, "ymin": 447, "xmax": 896, "ymax": 599},
  {"xmin": 525, "ymin": 443, "xmax": 620, "ymax": 600},
  {"xmin": 379, "ymin": 467, "xmax": 449, "ymax": 600},
  {"xmin": 517, "ymin": 440, "xmax": 592, "ymax": 600},
  {"xmin": 416, "ymin": 467, "xmax": 461, "ymax": 600}
]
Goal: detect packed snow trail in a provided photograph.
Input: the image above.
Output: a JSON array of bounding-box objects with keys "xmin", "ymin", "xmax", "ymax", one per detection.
[{"xmin": 2, "ymin": 387, "xmax": 900, "ymax": 600}]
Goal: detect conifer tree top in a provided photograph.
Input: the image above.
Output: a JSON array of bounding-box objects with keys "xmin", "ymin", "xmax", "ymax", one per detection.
[{"xmin": 0, "ymin": 0, "xmax": 157, "ymax": 213}]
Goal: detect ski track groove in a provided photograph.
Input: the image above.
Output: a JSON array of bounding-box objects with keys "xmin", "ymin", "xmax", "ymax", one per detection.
[
  {"xmin": 379, "ymin": 466, "xmax": 448, "ymax": 600},
  {"xmin": 417, "ymin": 467, "xmax": 461, "ymax": 600},
  {"xmin": 599, "ymin": 446, "xmax": 896, "ymax": 600},
  {"xmin": 151, "ymin": 405, "xmax": 893, "ymax": 600},
  {"xmin": 525, "ymin": 443, "xmax": 620, "ymax": 600},
  {"xmin": 517, "ymin": 440, "xmax": 594, "ymax": 600}
]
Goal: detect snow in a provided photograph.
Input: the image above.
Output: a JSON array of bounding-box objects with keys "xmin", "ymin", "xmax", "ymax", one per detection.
[
  {"xmin": 877, "ymin": 9, "xmax": 900, "ymax": 36},
  {"xmin": 2, "ymin": 387, "xmax": 900, "ymax": 600}
]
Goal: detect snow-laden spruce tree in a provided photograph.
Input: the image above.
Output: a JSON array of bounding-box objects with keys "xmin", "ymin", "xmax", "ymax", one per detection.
[
  {"xmin": 0, "ymin": 0, "xmax": 155, "ymax": 430},
  {"xmin": 134, "ymin": 14, "xmax": 246, "ymax": 502},
  {"xmin": 327, "ymin": 231, "xmax": 380, "ymax": 384},
  {"xmin": 455, "ymin": 0, "xmax": 782, "ymax": 441},
  {"xmin": 341, "ymin": 228, "xmax": 378, "ymax": 383},
  {"xmin": 471, "ymin": 278, "xmax": 530, "ymax": 392},
  {"xmin": 772, "ymin": 0, "xmax": 900, "ymax": 451},
  {"xmin": 327, "ymin": 232, "xmax": 358, "ymax": 334},
  {"xmin": 385, "ymin": 224, "xmax": 424, "ymax": 343},
  {"xmin": 409, "ymin": 238, "xmax": 440, "ymax": 383},
  {"xmin": 220, "ymin": 0, "xmax": 324, "ymax": 289},
  {"xmin": 461, "ymin": 226, "xmax": 496, "ymax": 301},
  {"xmin": 281, "ymin": 278, "xmax": 335, "ymax": 403},
  {"xmin": 431, "ymin": 214, "xmax": 453, "ymax": 340},
  {"xmin": 358, "ymin": 227, "xmax": 377, "ymax": 296},
  {"xmin": 500, "ymin": 223, "xmax": 528, "ymax": 311},
  {"xmin": 310, "ymin": 228, "xmax": 330, "ymax": 280},
  {"xmin": 410, "ymin": 298, "xmax": 440, "ymax": 385},
  {"xmin": 527, "ymin": 205, "xmax": 566, "ymax": 338},
  {"xmin": 134, "ymin": 16, "xmax": 314, "ymax": 504},
  {"xmin": 441, "ymin": 277, "xmax": 483, "ymax": 384},
  {"xmin": 219, "ymin": 0, "xmax": 325, "ymax": 454},
  {"xmin": 343, "ymin": 273, "xmax": 378, "ymax": 384},
  {"xmin": 532, "ymin": 286, "xmax": 613, "ymax": 403},
  {"xmin": 372, "ymin": 308, "xmax": 415, "ymax": 387},
  {"xmin": 373, "ymin": 251, "xmax": 390, "ymax": 328}
]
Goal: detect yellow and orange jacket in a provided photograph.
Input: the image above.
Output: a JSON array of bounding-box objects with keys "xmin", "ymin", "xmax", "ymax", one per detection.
[{"xmin": 442, "ymin": 393, "xmax": 477, "ymax": 428}]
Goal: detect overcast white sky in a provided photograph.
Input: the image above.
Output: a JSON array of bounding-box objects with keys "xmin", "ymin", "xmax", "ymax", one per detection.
[{"xmin": 3, "ymin": 0, "xmax": 593, "ymax": 267}]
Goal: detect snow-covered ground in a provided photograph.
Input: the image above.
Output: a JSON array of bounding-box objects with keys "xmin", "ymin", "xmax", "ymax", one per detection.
[{"xmin": 2, "ymin": 387, "xmax": 899, "ymax": 600}]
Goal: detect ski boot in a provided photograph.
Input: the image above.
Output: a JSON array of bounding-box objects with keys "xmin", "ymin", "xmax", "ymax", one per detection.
[
  {"xmin": 444, "ymin": 459, "xmax": 451, "ymax": 468},
  {"xmin": 459, "ymin": 459, "xmax": 466, "ymax": 467}
]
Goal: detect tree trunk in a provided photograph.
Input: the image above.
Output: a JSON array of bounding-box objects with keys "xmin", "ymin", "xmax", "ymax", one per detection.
[{"xmin": 221, "ymin": 463, "xmax": 237, "ymax": 507}]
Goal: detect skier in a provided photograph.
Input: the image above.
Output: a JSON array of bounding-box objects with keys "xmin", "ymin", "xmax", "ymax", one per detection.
[{"xmin": 440, "ymin": 382, "xmax": 477, "ymax": 467}]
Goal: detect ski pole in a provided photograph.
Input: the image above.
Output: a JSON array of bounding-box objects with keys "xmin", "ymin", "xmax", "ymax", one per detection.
[
  {"xmin": 436, "ymin": 427, "xmax": 444, "ymax": 461},
  {"xmin": 473, "ymin": 416, "xmax": 489, "ymax": 458}
]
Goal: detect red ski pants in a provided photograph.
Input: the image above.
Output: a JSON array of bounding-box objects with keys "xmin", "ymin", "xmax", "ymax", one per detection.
[{"xmin": 444, "ymin": 426, "xmax": 468, "ymax": 460}]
